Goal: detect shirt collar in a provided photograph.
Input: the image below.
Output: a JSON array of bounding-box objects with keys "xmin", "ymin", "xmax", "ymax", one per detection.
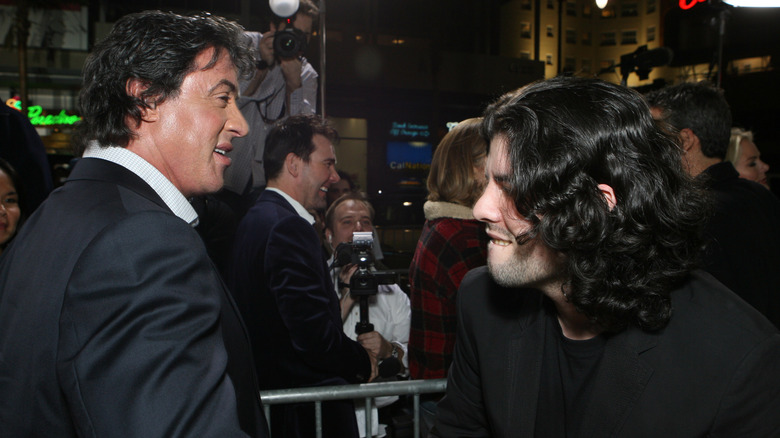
[
  {"xmin": 265, "ymin": 187, "xmax": 315, "ymax": 225},
  {"xmin": 83, "ymin": 142, "xmax": 199, "ymax": 227}
]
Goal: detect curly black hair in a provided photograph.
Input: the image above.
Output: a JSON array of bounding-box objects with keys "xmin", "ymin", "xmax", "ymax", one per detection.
[
  {"xmin": 73, "ymin": 10, "xmax": 254, "ymax": 155},
  {"xmin": 482, "ymin": 77, "xmax": 710, "ymax": 332}
]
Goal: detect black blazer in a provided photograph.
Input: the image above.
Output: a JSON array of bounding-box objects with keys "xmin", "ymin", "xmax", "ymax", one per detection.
[
  {"xmin": 0, "ymin": 158, "xmax": 267, "ymax": 437},
  {"xmin": 227, "ymin": 189, "xmax": 372, "ymax": 438},
  {"xmin": 434, "ymin": 267, "xmax": 780, "ymax": 437},
  {"xmin": 701, "ymin": 162, "xmax": 780, "ymax": 328}
]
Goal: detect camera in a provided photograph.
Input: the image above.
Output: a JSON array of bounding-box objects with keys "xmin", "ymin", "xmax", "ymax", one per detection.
[
  {"xmin": 333, "ymin": 231, "xmax": 403, "ymax": 378},
  {"xmin": 273, "ymin": 28, "xmax": 308, "ymax": 59},
  {"xmin": 333, "ymin": 232, "xmax": 396, "ymax": 297}
]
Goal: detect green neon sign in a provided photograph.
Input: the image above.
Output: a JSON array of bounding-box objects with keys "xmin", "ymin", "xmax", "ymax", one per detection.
[{"xmin": 5, "ymin": 99, "xmax": 82, "ymax": 126}]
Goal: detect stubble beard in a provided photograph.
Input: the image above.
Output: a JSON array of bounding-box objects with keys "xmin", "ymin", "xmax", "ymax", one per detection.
[{"xmin": 487, "ymin": 239, "xmax": 565, "ymax": 291}]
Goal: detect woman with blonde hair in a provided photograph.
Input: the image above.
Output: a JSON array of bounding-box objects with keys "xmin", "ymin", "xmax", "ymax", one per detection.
[
  {"xmin": 727, "ymin": 127, "xmax": 771, "ymax": 189},
  {"xmin": 408, "ymin": 117, "xmax": 489, "ymax": 435}
]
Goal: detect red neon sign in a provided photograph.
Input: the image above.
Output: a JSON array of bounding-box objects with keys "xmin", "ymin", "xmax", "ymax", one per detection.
[{"xmin": 679, "ymin": 0, "xmax": 706, "ymax": 9}]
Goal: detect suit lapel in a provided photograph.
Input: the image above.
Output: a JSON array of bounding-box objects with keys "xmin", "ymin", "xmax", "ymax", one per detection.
[{"xmin": 579, "ymin": 328, "xmax": 657, "ymax": 437}]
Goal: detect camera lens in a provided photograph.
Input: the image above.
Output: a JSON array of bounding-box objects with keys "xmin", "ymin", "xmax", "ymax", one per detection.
[{"xmin": 273, "ymin": 29, "xmax": 306, "ymax": 59}]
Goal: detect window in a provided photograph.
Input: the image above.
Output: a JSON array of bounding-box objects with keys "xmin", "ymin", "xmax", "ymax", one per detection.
[
  {"xmin": 521, "ymin": 22, "xmax": 531, "ymax": 38},
  {"xmin": 582, "ymin": 31, "xmax": 592, "ymax": 46},
  {"xmin": 566, "ymin": 29, "xmax": 577, "ymax": 44},
  {"xmin": 647, "ymin": 26, "xmax": 656, "ymax": 42},
  {"xmin": 621, "ymin": 30, "xmax": 637, "ymax": 45},
  {"xmin": 582, "ymin": 3, "xmax": 592, "ymax": 17},
  {"xmin": 601, "ymin": 5, "xmax": 616, "ymax": 18},
  {"xmin": 647, "ymin": 0, "xmax": 656, "ymax": 14},
  {"xmin": 582, "ymin": 59, "xmax": 592, "ymax": 73},
  {"xmin": 547, "ymin": 25, "xmax": 554, "ymax": 37},
  {"xmin": 601, "ymin": 31, "xmax": 616, "ymax": 46},
  {"xmin": 520, "ymin": 51, "xmax": 531, "ymax": 60},
  {"xmin": 546, "ymin": 54, "xmax": 554, "ymax": 65},
  {"xmin": 621, "ymin": 2, "xmax": 638, "ymax": 17},
  {"xmin": 564, "ymin": 57, "xmax": 577, "ymax": 71},
  {"xmin": 566, "ymin": 0, "xmax": 577, "ymax": 16}
]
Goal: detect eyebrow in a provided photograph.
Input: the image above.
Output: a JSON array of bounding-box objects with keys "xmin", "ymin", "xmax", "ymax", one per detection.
[{"xmin": 209, "ymin": 79, "xmax": 238, "ymax": 96}]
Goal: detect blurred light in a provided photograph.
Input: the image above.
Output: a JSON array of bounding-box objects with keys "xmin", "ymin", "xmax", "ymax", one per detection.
[
  {"xmin": 596, "ymin": 0, "xmax": 608, "ymax": 8},
  {"xmin": 355, "ymin": 35, "xmax": 364, "ymax": 41},
  {"xmin": 723, "ymin": 0, "xmax": 780, "ymax": 6},
  {"xmin": 269, "ymin": 0, "xmax": 299, "ymax": 17},
  {"xmin": 392, "ymin": 39, "xmax": 405, "ymax": 45},
  {"xmin": 403, "ymin": 202, "xmax": 412, "ymax": 207},
  {"xmin": 377, "ymin": 190, "xmax": 383, "ymax": 194}
]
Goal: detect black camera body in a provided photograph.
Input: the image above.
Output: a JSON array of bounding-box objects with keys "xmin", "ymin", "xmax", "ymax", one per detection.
[
  {"xmin": 273, "ymin": 28, "xmax": 308, "ymax": 59},
  {"xmin": 333, "ymin": 232, "xmax": 396, "ymax": 297}
]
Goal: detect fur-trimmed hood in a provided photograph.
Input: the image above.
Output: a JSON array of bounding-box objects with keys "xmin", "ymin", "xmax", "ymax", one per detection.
[{"xmin": 423, "ymin": 201, "xmax": 476, "ymax": 221}]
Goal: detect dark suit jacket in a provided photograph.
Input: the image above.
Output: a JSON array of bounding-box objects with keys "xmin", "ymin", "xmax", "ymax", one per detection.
[
  {"xmin": 0, "ymin": 158, "xmax": 268, "ymax": 437},
  {"xmin": 701, "ymin": 162, "xmax": 780, "ymax": 328},
  {"xmin": 434, "ymin": 267, "xmax": 780, "ymax": 438},
  {"xmin": 227, "ymin": 189, "xmax": 371, "ymax": 438}
]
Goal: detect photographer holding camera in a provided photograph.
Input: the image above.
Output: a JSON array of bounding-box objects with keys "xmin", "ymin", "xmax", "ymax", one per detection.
[
  {"xmin": 221, "ymin": 0, "xmax": 319, "ymax": 214},
  {"xmin": 325, "ymin": 192, "xmax": 411, "ymax": 438}
]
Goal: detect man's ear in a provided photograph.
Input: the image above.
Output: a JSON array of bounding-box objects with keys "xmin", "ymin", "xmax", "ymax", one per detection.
[
  {"xmin": 678, "ymin": 128, "xmax": 699, "ymax": 154},
  {"xmin": 125, "ymin": 78, "xmax": 158, "ymax": 122},
  {"xmin": 324, "ymin": 228, "xmax": 333, "ymax": 245},
  {"xmin": 285, "ymin": 152, "xmax": 300, "ymax": 178},
  {"xmin": 597, "ymin": 184, "xmax": 617, "ymax": 211}
]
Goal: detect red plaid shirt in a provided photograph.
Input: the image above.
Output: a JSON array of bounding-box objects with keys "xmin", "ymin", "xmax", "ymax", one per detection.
[{"xmin": 408, "ymin": 214, "xmax": 488, "ymax": 379}]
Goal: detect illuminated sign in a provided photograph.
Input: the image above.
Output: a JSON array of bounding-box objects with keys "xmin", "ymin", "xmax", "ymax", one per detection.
[
  {"xmin": 389, "ymin": 122, "xmax": 430, "ymax": 139},
  {"xmin": 386, "ymin": 141, "xmax": 432, "ymax": 171},
  {"xmin": 5, "ymin": 98, "xmax": 82, "ymax": 126},
  {"xmin": 679, "ymin": 0, "xmax": 706, "ymax": 9}
]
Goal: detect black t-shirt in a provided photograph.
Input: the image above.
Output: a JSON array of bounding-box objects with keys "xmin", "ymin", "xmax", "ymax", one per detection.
[{"xmin": 535, "ymin": 302, "xmax": 606, "ymax": 438}]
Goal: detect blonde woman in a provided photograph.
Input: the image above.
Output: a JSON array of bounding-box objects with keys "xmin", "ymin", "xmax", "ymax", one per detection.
[{"xmin": 726, "ymin": 127, "xmax": 771, "ymax": 189}]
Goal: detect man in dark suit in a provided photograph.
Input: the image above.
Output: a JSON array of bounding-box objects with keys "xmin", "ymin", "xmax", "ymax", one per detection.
[
  {"xmin": 646, "ymin": 81, "xmax": 780, "ymax": 328},
  {"xmin": 227, "ymin": 114, "xmax": 377, "ymax": 438},
  {"xmin": 432, "ymin": 77, "xmax": 780, "ymax": 437},
  {"xmin": 0, "ymin": 11, "xmax": 268, "ymax": 437}
]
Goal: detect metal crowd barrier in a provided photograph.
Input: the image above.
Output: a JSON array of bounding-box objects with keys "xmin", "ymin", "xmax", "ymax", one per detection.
[{"xmin": 260, "ymin": 378, "xmax": 447, "ymax": 438}]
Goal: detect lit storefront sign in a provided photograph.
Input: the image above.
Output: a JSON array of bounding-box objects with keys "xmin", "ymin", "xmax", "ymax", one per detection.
[
  {"xmin": 679, "ymin": 0, "xmax": 706, "ymax": 9},
  {"xmin": 5, "ymin": 98, "xmax": 81, "ymax": 126}
]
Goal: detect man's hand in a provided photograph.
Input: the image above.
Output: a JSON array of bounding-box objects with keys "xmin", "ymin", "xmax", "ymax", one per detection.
[
  {"xmin": 338, "ymin": 265, "xmax": 359, "ymax": 321},
  {"xmin": 258, "ymin": 23, "xmax": 277, "ymax": 66},
  {"xmin": 366, "ymin": 345, "xmax": 379, "ymax": 382},
  {"xmin": 357, "ymin": 331, "xmax": 391, "ymax": 359},
  {"xmin": 280, "ymin": 57, "xmax": 303, "ymax": 92}
]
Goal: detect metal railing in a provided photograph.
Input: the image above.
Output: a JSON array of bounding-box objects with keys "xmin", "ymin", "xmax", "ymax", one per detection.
[{"xmin": 260, "ymin": 378, "xmax": 447, "ymax": 438}]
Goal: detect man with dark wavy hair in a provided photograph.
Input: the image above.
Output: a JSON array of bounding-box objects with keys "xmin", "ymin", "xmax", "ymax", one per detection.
[
  {"xmin": 0, "ymin": 11, "xmax": 268, "ymax": 437},
  {"xmin": 432, "ymin": 77, "xmax": 780, "ymax": 437}
]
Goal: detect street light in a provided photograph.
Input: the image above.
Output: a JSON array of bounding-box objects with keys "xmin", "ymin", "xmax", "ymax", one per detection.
[{"xmin": 596, "ymin": 0, "xmax": 609, "ymax": 8}]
